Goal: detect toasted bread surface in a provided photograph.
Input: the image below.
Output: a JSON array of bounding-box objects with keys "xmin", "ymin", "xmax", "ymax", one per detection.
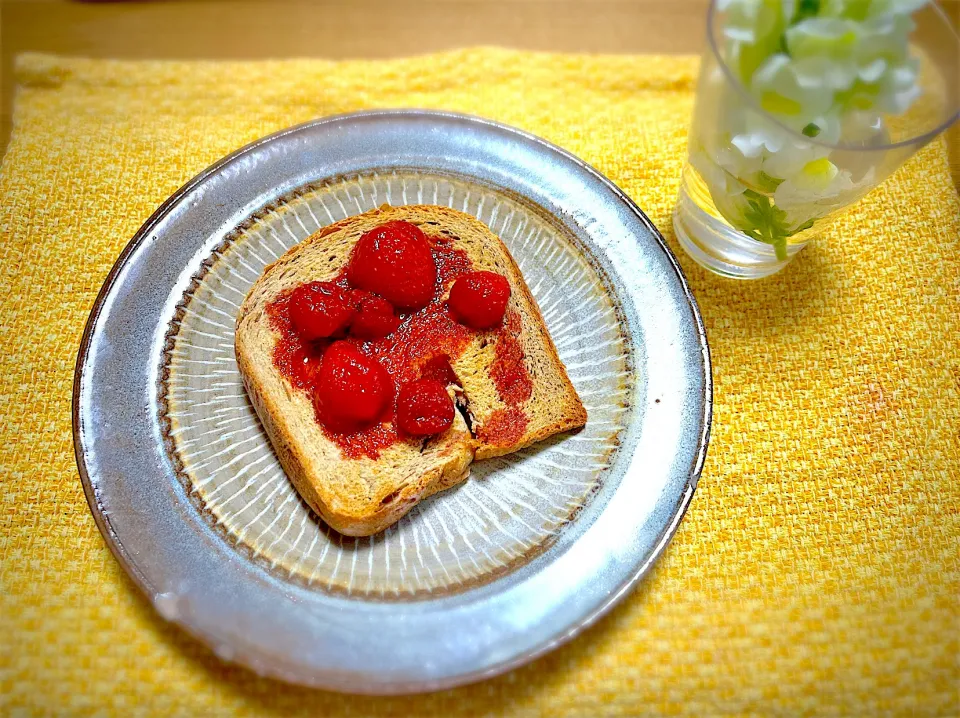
[{"xmin": 236, "ymin": 205, "xmax": 586, "ymax": 536}]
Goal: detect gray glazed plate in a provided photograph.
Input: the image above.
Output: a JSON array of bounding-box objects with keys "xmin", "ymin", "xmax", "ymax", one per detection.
[{"xmin": 73, "ymin": 110, "xmax": 711, "ymax": 694}]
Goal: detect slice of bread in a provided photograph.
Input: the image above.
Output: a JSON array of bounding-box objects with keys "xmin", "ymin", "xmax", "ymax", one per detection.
[{"xmin": 236, "ymin": 205, "xmax": 586, "ymax": 536}]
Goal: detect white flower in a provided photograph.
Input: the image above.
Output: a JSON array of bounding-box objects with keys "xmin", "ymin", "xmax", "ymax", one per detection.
[
  {"xmin": 876, "ymin": 58, "xmax": 922, "ymax": 113},
  {"xmin": 695, "ymin": 0, "xmax": 928, "ymax": 244},
  {"xmin": 786, "ymin": 17, "xmax": 861, "ymax": 62},
  {"xmin": 792, "ymin": 157, "xmax": 840, "ymax": 190},
  {"xmin": 720, "ymin": 0, "xmax": 791, "ymax": 82},
  {"xmin": 774, "ymin": 162, "xmax": 877, "ymax": 229},
  {"xmin": 792, "ymin": 55, "xmax": 859, "ymax": 92},
  {"xmin": 857, "ymin": 57, "xmax": 887, "ymax": 83},
  {"xmin": 751, "ymin": 52, "xmax": 835, "ymax": 122},
  {"xmin": 728, "ymin": 111, "xmax": 835, "ymax": 181},
  {"xmin": 720, "ymin": 0, "xmax": 786, "ymax": 44},
  {"xmin": 760, "ymin": 135, "xmax": 829, "ymax": 178}
]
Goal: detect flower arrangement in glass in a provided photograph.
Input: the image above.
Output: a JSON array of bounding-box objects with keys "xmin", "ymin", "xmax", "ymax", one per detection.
[{"xmin": 674, "ymin": 0, "xmax": 959, "ymax": 278}]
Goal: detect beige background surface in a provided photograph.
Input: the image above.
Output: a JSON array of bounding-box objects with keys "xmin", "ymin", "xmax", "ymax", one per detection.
[{"xmin": 2, "ymin": 0, "xmax": 958, "ymax": 188}]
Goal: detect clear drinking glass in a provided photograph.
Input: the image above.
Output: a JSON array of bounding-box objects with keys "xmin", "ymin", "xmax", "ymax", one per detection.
[{"xmin": 674, "ymin": 0, "xmax": 960, "ymax": 279}]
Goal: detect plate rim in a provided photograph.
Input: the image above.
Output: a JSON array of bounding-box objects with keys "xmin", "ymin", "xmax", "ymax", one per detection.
[{"xmin": 72, "ymin": 109, "xmax": 712, "ymax": 693}]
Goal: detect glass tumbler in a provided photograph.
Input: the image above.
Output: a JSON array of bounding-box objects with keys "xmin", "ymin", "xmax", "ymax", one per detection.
[{"xmin": 674, "ymin": 0, "xmax": 960, "ymax": 279}]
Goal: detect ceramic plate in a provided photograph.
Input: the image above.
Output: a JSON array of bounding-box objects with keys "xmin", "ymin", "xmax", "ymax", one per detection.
[{"xmin": 73, "ymin": 111, "xmax": 711, "ymax": 694}]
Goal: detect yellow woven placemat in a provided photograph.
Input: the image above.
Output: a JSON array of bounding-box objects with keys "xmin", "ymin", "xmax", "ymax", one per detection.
[{"xmin": 1, "ymin": 49, "xmax": 958, "ymax": 716}]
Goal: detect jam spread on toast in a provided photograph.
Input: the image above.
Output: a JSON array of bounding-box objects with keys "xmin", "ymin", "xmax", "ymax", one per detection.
[
  {"xmin": 477, "ymin": 407, "xmax": 528, "ymax": 447},
  {"xmin": 490, "ymin": 312, "xmax": 532, "ymax": 406},
  {"xmin": 267, "ymin": 220, "xmax": 531, "ymax": 458},
  {"xmin": 478, "ymin": 311, "xmax": 533, "ymax": 448}
]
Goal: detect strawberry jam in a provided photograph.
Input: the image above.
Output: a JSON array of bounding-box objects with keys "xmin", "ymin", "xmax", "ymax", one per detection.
[
  {"xmin": 476, "ymin": 406, "xmax": 527, "ymax": 447},
  {"xmin": 267, "ymin": 224, "xmax": 532, "ymax": 459},
  {"xmin": 268, "ymin": 233, "xmax": 474, "ymax": 458},
  {"xmin": 419, "ymin": 354, "xmax": 459, "ymax": 386},
  {"xmin": 479, "ymin": 311, "xmax": 533, "ymax": 447},
  {"xmin": 490, "ymin": 311, "xmax": 533, "ymax": 406}
]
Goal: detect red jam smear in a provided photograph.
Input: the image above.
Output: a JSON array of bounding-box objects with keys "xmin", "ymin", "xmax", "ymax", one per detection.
[
  {"xmin": 491, "ymin": 312, "xmax": 533, "ymax": 406},
  {"xmin": 267, "ymin": 232, "xmax": 536, "ymax": 458},
  {"xmin": 419, "ymin": 353, "xmax": 460, "ymax": 386},
  {"xmin": 267, "ymin": 292, "xmax": 324, "ymax": 391},
  {"xmin": 268, "ymin": 236, "xmax": 474, "ymax": 459},
  {"xmin": 480, "ymin": 310, "xmax": 533, "ymax": 447},
  {"xmin": 477, "ymin": 406, "xmax": 527, "ymax": 447}
]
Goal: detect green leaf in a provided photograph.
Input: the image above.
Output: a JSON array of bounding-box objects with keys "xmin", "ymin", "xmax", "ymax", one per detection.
[
  {"xmin": 792, "ymin": 0, "xmax": 821, "ymax": 23},
  {"xmin": 773, "ymin": 236, "xmax": 788, "ymax": 261},
  {"xmin": 839, "ymin": 0, "xmax": 871, "ymax": 21},
  {"xmin": 739, "ymin": 189, "xmax": 797, "ymax": 256},
  {"xmin": 778, "ymin": 33, "xmax": 790, "ymax": 56}
]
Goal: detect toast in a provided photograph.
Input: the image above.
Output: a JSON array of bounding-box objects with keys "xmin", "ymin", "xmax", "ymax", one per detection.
[{"xmin": 236, "ymin": 205, "xmax": 586, "ymax": 536}]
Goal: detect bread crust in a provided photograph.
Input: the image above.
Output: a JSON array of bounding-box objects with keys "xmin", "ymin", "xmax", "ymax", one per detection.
[{"xmin": 236, "ymin": 205, "xmax": 586, "ymax": 536}]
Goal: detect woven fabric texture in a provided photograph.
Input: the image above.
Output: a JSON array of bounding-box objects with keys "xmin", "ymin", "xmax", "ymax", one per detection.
[{"xmin": 1, "ymin": 49, "xmax": 958, "ymax": 717}]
